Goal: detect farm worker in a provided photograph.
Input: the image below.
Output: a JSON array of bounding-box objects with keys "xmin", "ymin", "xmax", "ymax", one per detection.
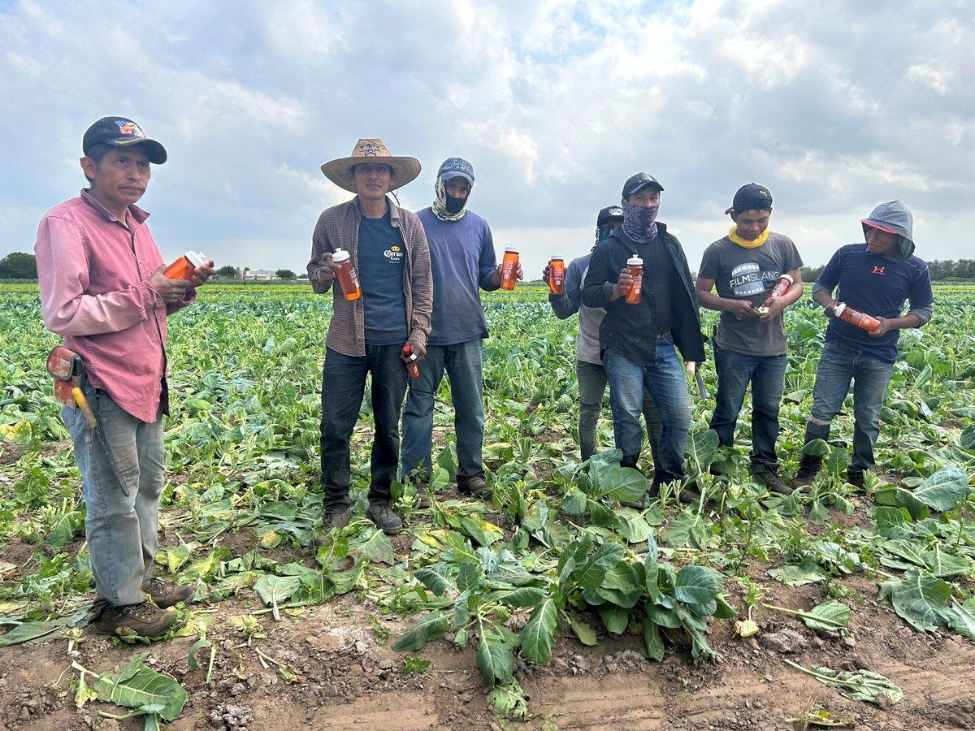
[
  {"xmin": 544, "ymin": 205, "xmax": 662, "ymax": 463},
  {"xmin": 695, "ymin": 184, "xmax": 803, "ymax": 494},
  {"xmin": 581, "ymin": 173, "xmax": 705, "ymax": 500},
  {"xmin": 308, "ymin": 139, "xmax": 433, "ymax": 537},
  {"xmin": 400, "ymin": 158, "xmax": 521, "ymax": 497},
  {"xmin": 793, "ymin": 201, "xmax": 934, "ymax": 488},
  {"xmin": 34, "ymin": 116, "xmax": 214, "ymax": 637}
]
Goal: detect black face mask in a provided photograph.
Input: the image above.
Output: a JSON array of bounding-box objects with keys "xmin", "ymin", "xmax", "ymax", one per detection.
[{"xmin": 445, "ymin": 195, "xmax": 466, "ymax": 214}]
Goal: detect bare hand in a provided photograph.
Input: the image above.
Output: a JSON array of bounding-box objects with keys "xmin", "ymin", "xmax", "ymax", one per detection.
[
  {"xmin": 869, "ymin": 317, "xmax": 895, "ymax": 337},
  {"xmin": 728, "ymin": 299, "xmax": 760, "ymax": 321},
  {"xmin": 824, "ymin": 300, "xmax": 841, "ymax": 318},
  {"xmin": 515, "ymin": 263, "xmax": 524, "ymax": 281},
  {"xmin": 542, "ymin": 264, "xmax": 551, "ymax": 285},
  {"xmin": 317, "ymin": 253, "xmax": 337, "ymax": 283},
  {"xmin": 149, "ymin": 267, "xmax": 191, "ymax": 303},
  {"xmin": 404, "ymin": 340, "xmax": 427, "ymax": 362},
  {"xmin": 759, "ymin": 296, "xmax": 786, "ymax": 322},
  {"xmin": 614, "ymin": 267, "xmax": 634, "ymax": 298},
  {"xmin": 189, "ymin": 259, "xmax": 215, "ymax": 288}
]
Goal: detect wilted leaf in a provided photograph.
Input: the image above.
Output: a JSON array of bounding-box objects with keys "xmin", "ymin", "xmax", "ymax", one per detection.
[
  {"xmin": 393, "ymin": 611, "xmax": 449, "ymax": 652},
  {"xmin": 884, "ymin": 570, "xmax": 951, "ymax": 632},
  {"xmin": 911, "ymin": 467, "xmax": 970, "ymax": 512},
  {"xmin": 802, "ymin": 601, "xmax": 851, "ymax": 633},
  {"xmin": 90, "ymin": 653, "xmax": 188, "ymax": 721},
  {"xmin": 520, "ymin": 596, "xmax": 557, "ymax": 663},
  {"xmin": 0, "ymin": 620, "xmax": 62, "ymax": 647},
  {"xmin": 348, "ymin": 528, "xmax": 395, "ymax": 565}
]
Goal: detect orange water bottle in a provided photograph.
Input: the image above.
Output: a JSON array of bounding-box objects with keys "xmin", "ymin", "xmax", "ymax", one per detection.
[
  {"xmin": 625, "ymin": 255, "xmax": 643, "ymax": 305},
  {"xmin": 762, "ymin": 273, "xmax": 794, "ymax": 307},
  {"xmin": 549, "ymin": 254, "xmax": 565, "ymax": 295},
  {"xmin": 403, "ymin": 345, "xmax": 420, "ymax": 378},
  {"xmin": 163, "ymin": 251, "xmax": 207, "ymax": 281},
  {"xmin": 500, "ymin": 247, "xmax": 519, "ymax": 291},
  {"xmin": 331, "ymin": 248, "xmax": 361, "ymax": 301},
  {"xmin": 833, "ymin": 303, "xmax": 881, "ymax": 332}
]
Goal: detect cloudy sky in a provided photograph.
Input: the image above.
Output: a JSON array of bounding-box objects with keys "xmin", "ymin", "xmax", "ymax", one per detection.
[{"xmin": 1, "ymin": 0, "xmax": 972, "ymax": 276}]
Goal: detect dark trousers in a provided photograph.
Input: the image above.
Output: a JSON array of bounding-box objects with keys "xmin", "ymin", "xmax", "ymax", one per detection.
[
  {"xmin": 709, "ymin": 344, "xmax": 787, "ymax": 471},
  {"xmin": 319, "ymin": 346, "xmax": 407, "ymax": 511}
]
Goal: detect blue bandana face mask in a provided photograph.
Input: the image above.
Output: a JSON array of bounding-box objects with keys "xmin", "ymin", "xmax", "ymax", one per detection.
[{"xmin": 621, "ymin": 198, "xmax": 659, "ymax": 244}]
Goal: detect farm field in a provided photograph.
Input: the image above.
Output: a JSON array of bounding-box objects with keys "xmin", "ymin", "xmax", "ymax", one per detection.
[{"xmin": 1, "ymin": 281, "xmax": 974, "ymax": 730}]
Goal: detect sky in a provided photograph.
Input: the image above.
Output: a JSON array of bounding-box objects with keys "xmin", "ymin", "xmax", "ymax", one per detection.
[{"xmin": 1, "ymin": 0, "xmax": 973, "ymax": 277}]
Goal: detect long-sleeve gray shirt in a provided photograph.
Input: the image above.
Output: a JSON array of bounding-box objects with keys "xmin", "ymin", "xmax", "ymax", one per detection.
[{"xmin": 549, "ymin": 253, "xmax": 603, "ymax": 364}]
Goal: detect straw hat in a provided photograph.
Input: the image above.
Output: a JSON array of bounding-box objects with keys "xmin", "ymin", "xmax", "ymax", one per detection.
[{"xmin": 320, "ymin": 138, "xmax": 421, "ymax": 193}]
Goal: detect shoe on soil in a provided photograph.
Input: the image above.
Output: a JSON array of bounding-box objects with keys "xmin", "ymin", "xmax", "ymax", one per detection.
[
  {"xmin": 93, "ymin": 602, "xmax": 182, "ymax": 638},
  {"xmin": 142, "ymin": 578, "xmax": 193, "ymax": 608},
  {"xmin": 314, "ymin": 508, "xmax": 352, "ymax": 545},
  {"xmin": 791, "ymin": 466, "xmax": 819, "ymax": 488},
  {"xmin": 752, "ymin": 468, "xmax": 792, "ymax": 496},
  {"xmin": 846, "ymin": 469, "xmax": 865, "ymax": 489},
  {"xmin": 367, "ymin": 501, "xmax": 403, "ymax": 535},
  {"xmin": 677, "ymin": 487, "xmax": 702, "ymax": 505},
  {"xmin": 458, "ymin": 477, "xmax": 490, "ymax": 498}
]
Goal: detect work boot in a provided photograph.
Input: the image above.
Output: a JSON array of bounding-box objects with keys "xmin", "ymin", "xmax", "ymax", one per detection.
[
  {"xmin": 92, "ymin": 602, "xmax": 182, "ymax": 638},
  {"xmin": 677, "ymin": 487, "xmax": 702, "ymax": 505},
  {"xmin": 314, "ymin": 508, "xmax": 352, "ymax": 546},
  {"xmin": 366, "ymin": 501, "xmax": 403, "ymax": 535},
  {"xmin": 752, "ymin": 467, "xmax": 791, "ymax": 496},
  {"xmin": 791, "ymin": 465, "xmax": 819, "ymax": 488},
  {"xmin": 142, "ymin": 578, "xmax": 193, "ymax": 608},
  {"xmin": 458, "ymin": 477, "xmax": 490, "ymax": 498},
  {"xmin": 846, "ymin": 469, "xmax": 865, "ymax": 489}
]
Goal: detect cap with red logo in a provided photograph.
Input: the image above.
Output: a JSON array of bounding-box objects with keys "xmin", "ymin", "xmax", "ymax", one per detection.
[{"xmin": 82, "ymin": 117, "xmax": 167, "ymax": 164}]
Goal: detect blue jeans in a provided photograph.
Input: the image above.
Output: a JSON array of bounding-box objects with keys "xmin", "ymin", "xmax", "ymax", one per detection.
[
  {"xmin": 800, "ymin": 340, "xmax": 894, "ymax": 473},
  {"xmin": 709, "ymin": 344, "xmax": 787, "ymax": 471},
  {"xmin": 320, "ymin": 346, "xmax": 408, "ymax": 511},
  {"xmin": 401, "ymin": 339, "xmax": 485, "ymax": 485},
  {"xmin": 62, "ymin": 385, "xmax": 164, "ymax": 607},
  {"xmin": 603, "ymin": 337, "xmax": 692, "ymax": 485},
  {"xmin": 576, "ymin": 359, "xmax": 661, "ymax": 465}
]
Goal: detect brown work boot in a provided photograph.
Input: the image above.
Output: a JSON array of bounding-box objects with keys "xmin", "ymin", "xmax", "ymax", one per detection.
[
  {"xmin": 752, "ymin": 468, "xmax": 792, "ymax": 496},
  {"xmin": 791, "ymin": 465, "xmax": 819, "ymax": 488},
  {"xmin": 314, "ymin": 508, "xmax": 352, "ymax": 545},
  {"xmin": 92, "ymin": 602, "xmax": 182, "ymax": 638},
  {"xmin": 142, "ymin": 578, "xmax": 193, "ymax": 608},
  {"xmin": 458, "ymin": 477, "xmax": 490, "ymax": 498}
]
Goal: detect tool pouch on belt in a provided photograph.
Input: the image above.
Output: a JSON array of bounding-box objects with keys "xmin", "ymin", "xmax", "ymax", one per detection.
[{"xmin": 46, "ymin": 346, "xmax": 84, "ymax": 407}]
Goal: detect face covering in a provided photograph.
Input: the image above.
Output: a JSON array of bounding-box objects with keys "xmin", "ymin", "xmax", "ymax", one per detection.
[
  {"xmin": 620, "ymin": 198, "xmax": 659, "ymax": 244},
  {"xmin": 728, "ymin": 224, "xmax": 769, "ymax": 249},
  {"xmin": 431, "ymin": 176, "xmax": 469, "ymax": 222}
]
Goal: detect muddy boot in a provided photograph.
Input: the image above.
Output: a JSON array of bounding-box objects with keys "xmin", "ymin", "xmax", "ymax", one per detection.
[
  {"xmin": 366, "ymin": 501, "xmax": 403, "ymax": 535},
  {"xmin": 846, "ymin": 468, "xmax": 865, "ymax": 489},
  {"xmin": 752, "ymin": 467, "xmax": 791, "ymax": 496},
  {"xmin": 458, "ymin": 477, "xmax": 490, "ymax": 498},
  {"xmin": 792, "ymin": 457, "xmax": 821, "ymax": 488},
  {"xmin": 677, "ymin": 486, "xmax": 702, "ymax": 505},
  {"xmin": 142, "ymin": 578, "xmax": 193, "ymax": 608},
  {"xmin": 314, "ymin": 508, "xmax": 352, "ymax": 546},
  {"xmin": 93, "ymin": 602, "xmax": 182, "ymax": 638}
]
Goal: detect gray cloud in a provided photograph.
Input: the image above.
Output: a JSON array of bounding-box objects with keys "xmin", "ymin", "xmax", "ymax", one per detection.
[{"xmin": 1, "ymin": 0, "xmax": 972, "ymax": 277}]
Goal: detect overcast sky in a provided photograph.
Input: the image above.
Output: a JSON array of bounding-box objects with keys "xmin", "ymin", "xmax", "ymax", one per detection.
[{"xmin": 1, "ymin": 0, "xmax": 972, "ymax": 276}]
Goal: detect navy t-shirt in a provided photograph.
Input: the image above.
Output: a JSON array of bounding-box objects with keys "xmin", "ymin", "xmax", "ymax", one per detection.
[
  {"xmin": 357, "ymin": 210, "xmax": 408, "ymax": 345},
  {"xmin": 417, "ymin": 208, "xmax": 499, "ymax": 345},
  {"xmin": 817, "ymin": 244, "xmax": 933, "ymax": 363}
]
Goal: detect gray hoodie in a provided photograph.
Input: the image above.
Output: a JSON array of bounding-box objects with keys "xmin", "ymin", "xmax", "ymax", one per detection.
[{"xmin": 862, "ymin": 200, "xmax": 915, "ymax": 263}]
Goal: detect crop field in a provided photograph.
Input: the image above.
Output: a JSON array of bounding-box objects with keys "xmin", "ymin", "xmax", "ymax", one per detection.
[{"xmin": 1, "ymin": 282, "xmax": 974, "ymax": 730}]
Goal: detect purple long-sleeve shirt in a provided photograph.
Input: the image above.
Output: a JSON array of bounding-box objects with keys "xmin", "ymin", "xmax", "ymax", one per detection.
[{"xmin": 34, "ymin": 190, "xmax": 195, "ymax": 422}]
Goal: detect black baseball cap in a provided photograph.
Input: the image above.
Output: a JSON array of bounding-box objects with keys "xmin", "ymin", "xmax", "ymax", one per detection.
[
  {"xmin": 597, "ymin": 205, "xmax": 624, "ymax": 226},
  {"xmin": 622, "ymin": 172, "xmax": 664, "ymax": 198},
  {"xmin": 82, "ymin": 116, "xmax": 167, "ymax": 164},
  {"xmin": 726, "ymin": 183, "xmax": 772, "ymax": 215}
]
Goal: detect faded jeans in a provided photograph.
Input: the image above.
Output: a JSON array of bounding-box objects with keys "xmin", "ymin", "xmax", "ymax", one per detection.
[
  {"xmin": 62, "ymin": 386, "xmax": 163, "ymax": 607},
  {"xmin": 576, "ymin": 359, "xmax": 662, "ymax": 465},
  {"xmin": 400, "ymin": 339, "xmax": 485, "ymax": 486},
  {"xmin": 800, "ymin": 340, "xmax": 894, "ymax": 474},
  {"xmin": 603, "ymin": 336, "xmax": 692, "ymax": 485},
  {"xmin": 320, "ymin": 346, "xmax": 407, "ymax": 512},
  {"xmin": 709, "ymin": 344, "xmax": 787, "ymax": 471}
]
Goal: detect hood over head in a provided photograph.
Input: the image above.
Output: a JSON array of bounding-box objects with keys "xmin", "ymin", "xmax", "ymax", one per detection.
[{"xmin": 862, "ymin": 200, "xmax": 915, "ymax": 262}]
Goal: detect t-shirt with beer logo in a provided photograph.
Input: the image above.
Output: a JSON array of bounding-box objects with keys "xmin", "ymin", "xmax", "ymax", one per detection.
[
  {"xmin": 698, "ymin": 232, "xmax": 803, "ymax": 356},
  {"xmin": 357, "ymin": 209, "xmax": 408, "ymax": 345}
]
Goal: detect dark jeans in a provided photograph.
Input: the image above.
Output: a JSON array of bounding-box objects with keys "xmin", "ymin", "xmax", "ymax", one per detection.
[
  {"xmin": 320, "ymin": 346, "xmax": 407, "ymax": 511},
  {"xmin": 709, "ymin": 344, "xmax": 787, "ymax": 471},
  {"xmin": 800, "ymin": 340, "xmax": 893, "ymax": 474},
  {"xmin": 603, "ymin": 336, "xmax": 692, "ymax": 485},
  {"xmin": 576, "ymin": 359, "xmax": 661, "ymax": 464},
  {"xmin": 400, "ymin": 339, "xmax": 485, "ymax": 484}
]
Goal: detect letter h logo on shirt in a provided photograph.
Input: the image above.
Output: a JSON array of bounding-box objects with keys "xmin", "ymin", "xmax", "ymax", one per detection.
[{"xmin": 871, "ymin": 265, "xmax": 886, "ymax": 275}]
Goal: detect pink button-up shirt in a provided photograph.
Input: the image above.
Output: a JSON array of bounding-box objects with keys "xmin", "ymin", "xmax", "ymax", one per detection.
[{"xmin": 35, "ymin": 190, "xmax": 194, "ymax": 423}]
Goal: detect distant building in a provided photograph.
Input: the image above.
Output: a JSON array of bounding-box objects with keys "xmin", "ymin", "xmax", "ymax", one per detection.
[{"xmin": 240, "ymin": 269, "xmax": 280, "ymax": 281}]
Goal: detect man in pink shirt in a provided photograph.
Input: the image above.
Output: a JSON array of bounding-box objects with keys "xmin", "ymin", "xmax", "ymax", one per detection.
[{"xmin": 35, "ymin": 116, "xmax": 214, "ymax": 637}]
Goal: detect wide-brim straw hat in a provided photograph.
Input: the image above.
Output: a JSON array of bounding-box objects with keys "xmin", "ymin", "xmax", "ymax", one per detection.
[{"xmin": 320, "ymin": 138, "xmax": 421, "ymax": 193}]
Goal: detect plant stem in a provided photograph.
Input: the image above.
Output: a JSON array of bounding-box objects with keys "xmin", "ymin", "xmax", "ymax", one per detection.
[{"xmin": 761, "ymin": 603, "xmax": 848, "ymax": 628}]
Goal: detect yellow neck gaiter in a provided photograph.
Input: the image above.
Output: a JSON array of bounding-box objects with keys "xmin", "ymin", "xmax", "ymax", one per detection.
[{"xmin": 728, "ymin": 225, "xmax": 769, "ymax": 249}]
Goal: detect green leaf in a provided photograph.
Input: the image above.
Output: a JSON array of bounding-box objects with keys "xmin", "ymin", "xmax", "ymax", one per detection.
[
  {"xmin": 476, "ymin": 624, "xmax": 517, "ymax": 685},
  {"xmin": 393, "ymin": 611, "xmax": 450, "ymax": 652},
  {"xmin": 0, "ymin": 620, "xmax": 62, "ymax": 647},
  {"xmin": 802, "ymin": 601, "xmax": 851, "ymax": 633},
  {"xmin": 946, "ymin": 599, "xmax": 975, "ymax": 641},
  {"xmin": 767, "ymin": 561, "xmax": 827, "ymax": 587},
  {"xmin": 91, "ymin": 653, "xmax": 188, "ymax": 722},
  {"xmin": 568, "ymin": 616, "xmax": 597, "ymax": 646},
  {"xmin": 598, "ymin": 466, "xmax": 648, "ymax": 503},
  {"xmin": 872, "ymin": 506, "xmax": 913, "ymax": 539},
  {"xmin": 187, "ymin": 638, "xmax": 213, "ymax": 671},
  {"xmin": 499, "ymin": 587, "xmax": 547, "ymax": 608},
  {"xmin": 685, "ymin": 428, "xmax": 719, "ymax": 471},
  {"xmin": 456, "ymin": 562, "xmax": 482, "ymax": 594},
  {"xmin": 574, "ymin": 543, "xmax": 626, "ymax": 591},
  {"xmin": 560, "ymin": 488, "xmax": 588, "ymax": 516},
  {"xmin": 674, "ymin": 565, "xmax": 722, "ymax": 609},
  {"xmin": 874, "ymin": 485, "xmax": 930, "ymax": 521},
  {"xmin": 617, "ymin": 509, "xmax": 653, "ymax": 544},
  {"xmin": 785, "ymin": 661, "xmax": 902, "ymax": 705},
  {"xmin": 487, "ymin": 679, "xmax": 530, "ymax": 721},
  {"xmin": 801, "ymin": 439, "xmax": 830, "ymax": 458},
  {"xmin": 824, "ymin": 447, "xmax": 849, "ymax": 476},
  {"xmin": 912, "ymin": 467, "xmax": 970, "ymax": 512},
  {"xmin": 520, "ymin": 596, "xmax": 558, "ymax": 663},
  {"xmin": 414, "ymin": 565, "xmax": 454, "ymax": 596},
  {"xmin": 960, "ymin": 425, "xmax": 975, "ymax": 451},
  {"xmin": 885, "ymin": 570, "xmax": 952, "ymax": 632},
  {"xmin": 642, "ymin": 621, "xmax": 664, "ymax": 662},
  {"xmin": 348, "ymin": 527, "xmax": 395, "ymax": 565},
  {"xmin": 254, "ymin": 575, "xmax": 301, "ymax": 610},
  {"xmin": 598, "ymin": 604, "xmax": 629, "ymax": 635},
  {"xmin": 922, "ymin": 546, "xmax": 974, "ymax": 578}
]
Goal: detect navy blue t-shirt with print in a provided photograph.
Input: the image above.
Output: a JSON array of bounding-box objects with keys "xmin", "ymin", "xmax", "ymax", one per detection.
[
  {"xmin": 358, "ymin": 209, "xmax": 408, "ymax": 345},
  {"xmin": 817, "ymin": 244, "xmax": 933, "ymax": 363}
]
